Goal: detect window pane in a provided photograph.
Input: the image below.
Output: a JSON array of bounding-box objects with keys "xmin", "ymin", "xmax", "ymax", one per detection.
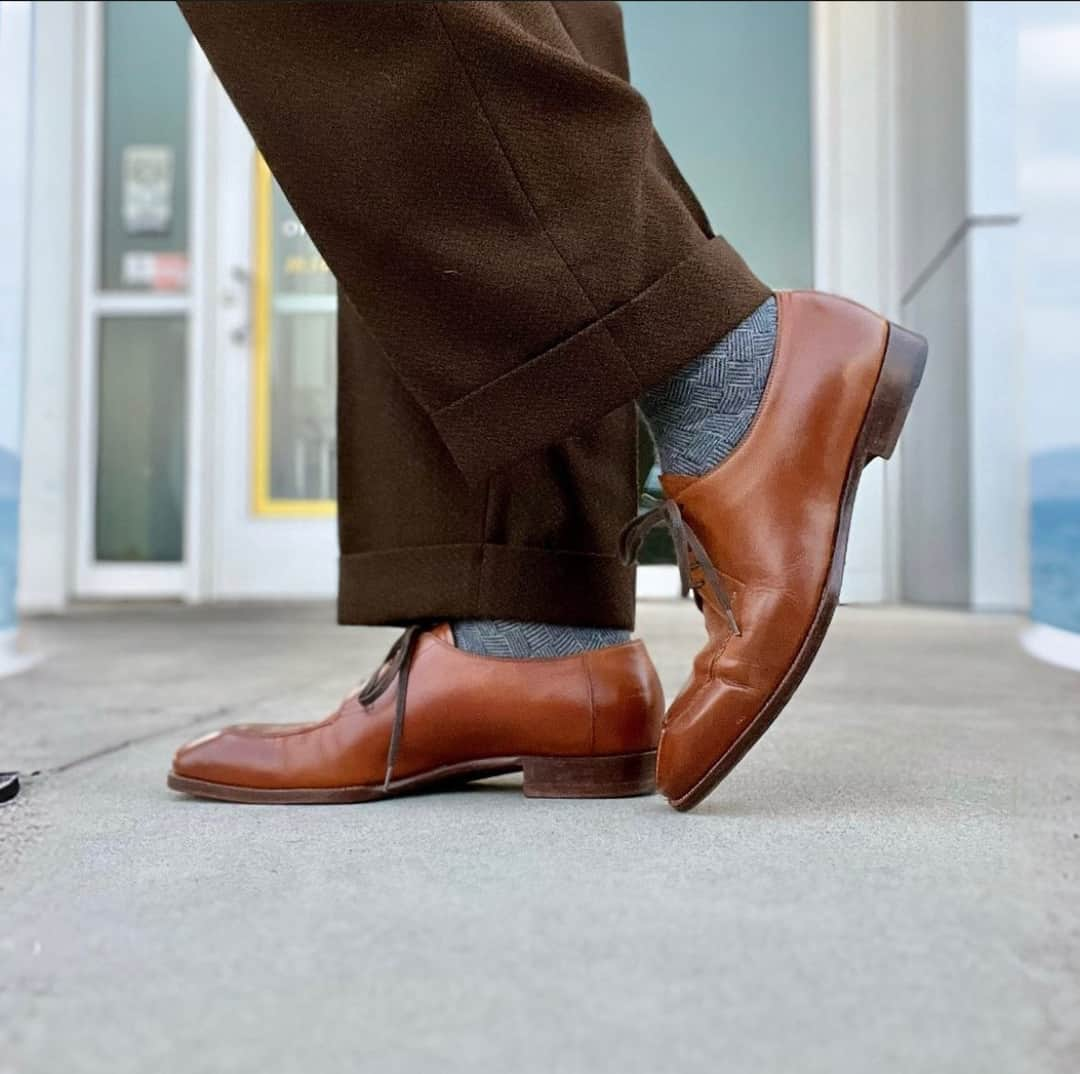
[
  {"xmin": 624, "ymin": 1, "xmax": 812, "ymax": 563},
  {"xmin": 100, "ymin": 1, "xmax": 190, "ymax": 292},
  {"xmin": 273, "ymin": 182, "xmax": 335, "ymax": 297},
  {"xmin": 95, "ymin": 317, "xmax": 186, "ymax": 562},
  {"xmin": 256, "ymin": 163, "xmax": 337, "ymax": 507},
  {"xmin": 623, "ymin": 1, "xmax": 812, "ymax": 289},
  {"xmin": 269, "ymin": 312, "xmax": 336, "ymax": 502}
]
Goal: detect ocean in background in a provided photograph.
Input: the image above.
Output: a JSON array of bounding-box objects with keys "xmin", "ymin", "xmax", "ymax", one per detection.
[
  {"xmin": 0, "ymin": 498, "xmax": 19, "ymax": 630},
  {"xmin": 1031, "ymin": 497, "xmax": 1080, "ymax": 634}
]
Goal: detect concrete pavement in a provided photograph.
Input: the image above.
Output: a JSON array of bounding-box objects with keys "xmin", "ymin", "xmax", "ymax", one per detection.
[{"xmin": 1, "ymin": 601, "xmax": 1078, "ymax": 1073}]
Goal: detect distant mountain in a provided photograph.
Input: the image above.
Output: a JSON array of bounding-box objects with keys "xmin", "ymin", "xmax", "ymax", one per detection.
[
  {"xmin": 1032, "ymin": 447, "xmax": 1080, "ymax": 502},
  {"xmin": 0, "ymin": 448, "xmax": 19, "ymax": 500}
]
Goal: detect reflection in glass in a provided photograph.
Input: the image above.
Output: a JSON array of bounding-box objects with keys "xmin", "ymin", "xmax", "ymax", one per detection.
[
  {"xmin": 101, "ymin": 1, "xmax": 190, "ymax": 292},
  {"xmin": 95, "ymin": 318, "xmax": 186, "ymax": 562},
  {"xmin": 272, "ymin": 182, "xmax": 335, "ymax": 298},
  {"xmin": 269, "ymin": 314, "xmax": 336, "ymax": 502},
  {"xmin": 623, "ymin": 1, "xmax": 812, "ymax": 564},
  {"xmin": 258, "ymin": 165, "xmax": 337, "ymax": 505}
]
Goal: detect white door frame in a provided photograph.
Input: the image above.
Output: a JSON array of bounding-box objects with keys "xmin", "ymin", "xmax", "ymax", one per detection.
[
  {"xmin": 73, "ymin": 1, "xmax": 209, "ymax": 600},
  {"xmin": 206, "ymin": 75, "xmax": 339, "ymax": 600}
]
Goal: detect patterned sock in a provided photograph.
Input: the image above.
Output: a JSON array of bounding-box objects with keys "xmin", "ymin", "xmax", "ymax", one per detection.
[
  {"xmin": 452, "ymin": 619, "xmax": 630, "ymax": 658},
  {"xmin": 452, "ymin": 301, "xmax": 774, "ymax": 655},
  {"xmin": 639, "ymin": 296, "xmax": 777, "ymax": 476}
]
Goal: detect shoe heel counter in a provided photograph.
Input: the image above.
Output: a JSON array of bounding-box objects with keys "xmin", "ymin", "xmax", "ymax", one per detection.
[
  {"xmin": 586, "ymin": 641, "xmax": 665, "ymax": 755},
  {"xmin": 785, "ymin": 290, "xmax": 891, "ymax": 380}
]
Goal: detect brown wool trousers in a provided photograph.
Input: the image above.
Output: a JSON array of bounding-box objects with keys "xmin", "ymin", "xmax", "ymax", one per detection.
[{"xmin": 179, "ymin": 1, "xmax": 769, "ymax": 629}]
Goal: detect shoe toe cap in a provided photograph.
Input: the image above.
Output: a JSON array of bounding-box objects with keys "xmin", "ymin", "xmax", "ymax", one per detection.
[{"xmin": 172, "ymin": 725, "xmax": 284, "ymax": 787}]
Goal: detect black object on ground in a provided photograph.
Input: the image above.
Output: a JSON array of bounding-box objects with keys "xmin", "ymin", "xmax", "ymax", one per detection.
[{"xmin": 0, "ymin": 772, "xmax": 20, "ymax": 803}]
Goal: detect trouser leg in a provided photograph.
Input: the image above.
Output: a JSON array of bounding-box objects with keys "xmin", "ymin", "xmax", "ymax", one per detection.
[
  {"xmin": 179, "ymin": 1, "xmax": 769, "ymax": 486},
  {"xmin": 337, "ymin": 3, "xmax": 661, "ymax": 630},
  {"xmin": 336, "ymin": 293, "xmax": 639, "ymax": 627}
]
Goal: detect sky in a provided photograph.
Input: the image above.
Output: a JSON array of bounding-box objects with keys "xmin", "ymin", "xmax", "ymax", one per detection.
[{"xmin": 1018, "ymin": 6, "xmax": 1080, "ymax": 457}]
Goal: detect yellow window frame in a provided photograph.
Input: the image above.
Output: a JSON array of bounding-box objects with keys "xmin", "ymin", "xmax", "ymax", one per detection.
[{"xmin": 251, "ymin": 155, "xmax": 337, "ymax": 518}]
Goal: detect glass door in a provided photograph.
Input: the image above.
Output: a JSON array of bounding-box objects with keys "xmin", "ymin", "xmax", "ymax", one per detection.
[
  {"xmin": 209, "ymin": 84, "xmax": 338, "ymax": 598},
  {"xmin": 76, "ymin": 1, "xmax": 196, "ymax": 598}
]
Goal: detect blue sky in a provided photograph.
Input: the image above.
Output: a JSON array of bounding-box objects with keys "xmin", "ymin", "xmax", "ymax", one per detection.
[{"xmin": 1018, "ymin": 6, "xmax": 1080, "ymax": 457}]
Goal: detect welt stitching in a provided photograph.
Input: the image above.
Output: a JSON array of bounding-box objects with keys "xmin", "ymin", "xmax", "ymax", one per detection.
[{"xmin": 429, "ymin": 4, "xmax": 644, "ymax": 396}]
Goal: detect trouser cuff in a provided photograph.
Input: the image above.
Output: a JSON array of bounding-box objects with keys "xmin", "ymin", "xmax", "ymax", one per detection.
[
  {"xmin": 430, "ymin": 235, "xmax": 770, "ymax": 483},
  {"xmin": 338, "ymin": 544, "xmax": 636, "ymax": 629}
]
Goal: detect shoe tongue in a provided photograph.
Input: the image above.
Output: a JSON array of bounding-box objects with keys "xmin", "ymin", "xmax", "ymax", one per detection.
[{"xmin": 429, "ymin": 622, "xmax": 456, "ymax": 646}]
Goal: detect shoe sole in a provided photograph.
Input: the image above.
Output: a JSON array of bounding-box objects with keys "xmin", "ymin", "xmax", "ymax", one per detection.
[
  {"xmin": 167, "ymin": 749, "xmax": 657, "ymax": 804},
  {"xmin": 669, "ymin": 321, "xmax": 928, "ymax": 812}
]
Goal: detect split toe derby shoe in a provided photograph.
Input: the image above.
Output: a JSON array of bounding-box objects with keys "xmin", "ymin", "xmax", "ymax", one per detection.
[{"xmin": 168, "ymin": 624, "xmax": 664, "ymax": 803}]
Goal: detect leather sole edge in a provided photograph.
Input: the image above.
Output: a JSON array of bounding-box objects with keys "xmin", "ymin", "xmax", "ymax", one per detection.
[{"xmin": 167, "ymin": 750, "xmax": 657, "ymax": 805}]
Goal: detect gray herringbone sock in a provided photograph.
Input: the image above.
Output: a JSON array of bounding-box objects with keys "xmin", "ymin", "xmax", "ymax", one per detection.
[
  {"xmin": 640, "ymin": 296, "xmax": 777, "ymax": 476},
  {"xmin": 452, "ymin": 620, "xmax": 630, "ymax": 659},
  {"xmin": 453, "ymin": 301, "xmax": 774, "ymax": 655}
]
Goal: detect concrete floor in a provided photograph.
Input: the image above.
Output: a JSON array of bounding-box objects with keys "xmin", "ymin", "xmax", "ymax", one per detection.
[{"xmin": 0, "ymin": 601, "xmax": 1077, "ymax": 1074}]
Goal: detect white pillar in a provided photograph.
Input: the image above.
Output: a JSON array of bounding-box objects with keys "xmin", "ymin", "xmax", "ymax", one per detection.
[
  {"xmin": 811, "ymin": 0, "xmax": 899, "ymax": 602},
  {"xmin": 0, "ymin": 1, "xmax": 35, "ymax": 675},
  {"xmin": 893, "ymin": 0, "xmax": 1028, "ymax": 611},
  {"xmin": 17, "ymin": 1, "xmax": 79, "ymax": 613}
]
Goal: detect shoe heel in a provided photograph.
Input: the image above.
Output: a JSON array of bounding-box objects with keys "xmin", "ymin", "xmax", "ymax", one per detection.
[
  {"xmin": 521, "ymin": 750, "xmax": 656, "ymax": 799},
  {"xmin": 862, "ymin": 322, "xmax": 928, "ymax": 461}
]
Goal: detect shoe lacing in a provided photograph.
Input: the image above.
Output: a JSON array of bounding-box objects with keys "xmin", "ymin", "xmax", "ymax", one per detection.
[
  {"xmin": 619, "ymin": 495, "xmax": 741, "ymax": 636},
  {"xmin": 355, "ymin": 623, "xmax": 422, "ymax": 790}
]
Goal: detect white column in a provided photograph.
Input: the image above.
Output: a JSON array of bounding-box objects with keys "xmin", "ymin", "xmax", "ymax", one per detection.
[
  {"xmin": 812, "ymin": 0, "xmax": 899, "ymax": 602},
  {"xmin": 17, "ymin": 0, "xmax": 79, "ymax": 613},
  {"xmin": 965, "ymin": 1, "xmax": 1027, "ymax": 611},
  {"xmin": 893, "ymin": 0, "xmax": 972, "ymax": 607},
  {"xmin": 892, "ymin": 0, "xmax": 1028, "ymax": 611},
  {"xmin": 0, "ymin": 0, "xmax": 35, "ymax": 674}
]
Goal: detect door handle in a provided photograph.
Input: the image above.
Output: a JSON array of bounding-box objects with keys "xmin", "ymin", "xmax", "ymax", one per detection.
[{"xmin": 226, "ymin": 265, "xmax": 252, "ymax": 344}]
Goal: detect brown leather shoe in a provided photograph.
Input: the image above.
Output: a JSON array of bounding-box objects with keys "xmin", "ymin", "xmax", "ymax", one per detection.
[
  {"xmin": 167, "ymin": 624, "xmax": 663, "ymax": 803},
  {"xmin": 625, "ymin": 291, "xmax": 927, "ymax": 811}
]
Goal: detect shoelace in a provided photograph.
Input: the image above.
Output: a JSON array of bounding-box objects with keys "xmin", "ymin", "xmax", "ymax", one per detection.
[
  {"xmin": 355, "ymin": 623, "xmax": 422, "ymax": 790},
  {"xmin": 619, "ymin": 495, "xmax": 741, "ymax": 636}
]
